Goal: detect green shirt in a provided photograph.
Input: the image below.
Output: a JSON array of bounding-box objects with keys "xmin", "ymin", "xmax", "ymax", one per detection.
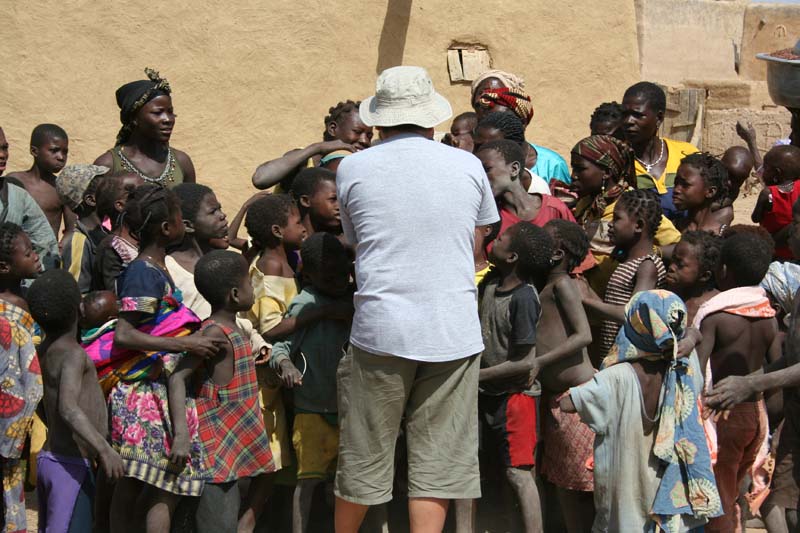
[{"xmin": 270, "ymin": 287, "xmax": 350, "ymax": 414}]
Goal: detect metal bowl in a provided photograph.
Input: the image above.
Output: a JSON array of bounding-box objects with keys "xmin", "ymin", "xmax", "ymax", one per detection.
[{"xmin": 758, "ymin": 41, "xmax": 800, "ymax": 109}]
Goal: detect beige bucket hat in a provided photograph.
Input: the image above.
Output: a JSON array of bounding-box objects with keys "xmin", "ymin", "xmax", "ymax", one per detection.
[{"xmin": 359, "ymin": 66, "xmax": 453, "ymax": 128}]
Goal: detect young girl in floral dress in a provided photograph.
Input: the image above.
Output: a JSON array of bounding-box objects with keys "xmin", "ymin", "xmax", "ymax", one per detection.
[{"xmin": 99, "ymin": 185, "xmax": 224, "ymax": 533}]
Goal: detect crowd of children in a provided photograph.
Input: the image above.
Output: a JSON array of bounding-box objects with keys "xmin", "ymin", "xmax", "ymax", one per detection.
[{"xmin": 2, "ymin": 64, "xmax": 800, "ymax": 533}]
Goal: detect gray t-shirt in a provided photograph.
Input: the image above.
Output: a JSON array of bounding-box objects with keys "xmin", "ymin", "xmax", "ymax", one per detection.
[{"xmin": 337, "ymin": 133, "xmax": 499, "ymax": 362}]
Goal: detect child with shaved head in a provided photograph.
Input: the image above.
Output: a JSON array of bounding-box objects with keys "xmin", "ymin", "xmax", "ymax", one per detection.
[{"xmin": 752, "ymin": 145, "xmax": 800, "ymax": 259}]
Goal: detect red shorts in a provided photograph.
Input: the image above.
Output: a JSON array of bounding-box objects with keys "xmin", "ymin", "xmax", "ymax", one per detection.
[{"xmin": 479, "ymin": 392, "xmax": 538, "ymax": 468}]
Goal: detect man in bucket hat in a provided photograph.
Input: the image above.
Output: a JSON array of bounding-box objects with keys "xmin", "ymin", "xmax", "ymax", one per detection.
[{"xmin": 334, "ymin": 66, "xmax": 498, "ymax": 532}]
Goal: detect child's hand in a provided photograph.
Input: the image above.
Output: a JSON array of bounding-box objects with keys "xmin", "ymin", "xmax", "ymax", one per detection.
[
  {"xmin": 169, "ymin": 433, "xmax": 191, "ymax": 467},
  {"xmin": 255, "ymin": 346, "xmax": 272, "ymax": 366},
  {"xmin": 527, "ymin": 360, "xmax": 541, "ymax": 388},
  {"xmin": 182, "ymin": 333, "xmax": 226, "ymax": 359},
  {"xmin": 99, "ymin": 447, "xmax": 125, "ymax": 482},
  {"xmin": 278, "ymin": 359, "xmax": 303, "ymax": 388}
]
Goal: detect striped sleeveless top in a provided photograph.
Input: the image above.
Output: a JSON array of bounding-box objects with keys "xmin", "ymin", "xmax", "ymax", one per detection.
[{"xmin": 599, "ymin": 253, "xmax": 667, "ymax": 359}]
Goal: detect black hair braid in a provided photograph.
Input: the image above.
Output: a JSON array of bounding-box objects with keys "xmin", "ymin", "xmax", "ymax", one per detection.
[
  {"xmin": 616, "ymin": 189, "xmax": 663, "ymax": 238},
  {"xmin": 323, "ymin": 100, "xmax": 361, "ymax": 141},
  {"xmin": 476, "ymin": 112, "xmax": 527, "ymax": 145},
  {"xmin": 681, "ymin": 152, "xmax": 729, "ymax": 203},
  {"xmin": 544, "ymin": 220, "xmax": 589, "ymax": 272},
  {"xmin": 0, "ymin": 223, "xmax": 23, "ymax": 264},
  {"xmin": 124, "ymin": 185, "xmax": 178, "ymax": 245}
]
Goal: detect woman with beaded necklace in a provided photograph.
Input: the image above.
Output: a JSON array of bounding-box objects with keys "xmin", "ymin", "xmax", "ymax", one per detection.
[{"xmin": 94, "ymin": 68, "xmax": 196, "ymax": 187}]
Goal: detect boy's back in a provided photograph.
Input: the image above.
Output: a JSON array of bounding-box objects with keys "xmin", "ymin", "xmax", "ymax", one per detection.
[
  {"xmin": 39, "ymin": 338, "xmax": 107, "ymax": 458},
  {"xmin": 704, "ymin": 312, "xmax": 778, "ymax": 388}
]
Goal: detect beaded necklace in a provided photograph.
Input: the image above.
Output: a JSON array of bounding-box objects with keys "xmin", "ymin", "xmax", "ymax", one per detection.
[
  {"xmin": 635, "ymin": 138, "xmax": 665, "ymax": 175},
  {"xmin": 116, "ymin": 146, "xmax": 176, "ymax": 186}
]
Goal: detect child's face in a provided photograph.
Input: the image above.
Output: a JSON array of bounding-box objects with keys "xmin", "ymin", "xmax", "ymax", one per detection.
[
  {"xmin": 673, "ymin": 163, "xmax": 712, "ymax": 211},
  {"xmin": 609, "ymin": 206, "xmax": 638, "ymax": 248},
  {"xmin": 306, "ymin": 256, "xmax": 351, "ymax": 298},
  {"xmin": 472, "ymin": 126, "xmax": 504, "ymax": 154},
  {"xmin": 666, "ymin": 241, "xmax": 703, "ymax": 293},
  {"xmin": 788, "ymin": 208, "xmax": 800, "ymax": 258},
  {"xmin": 308, "ymin": 181, "xmax": 341, "ymax": 231},
  {"xmin": 450, "ymin": 118, "xmax": 476, "ymax": 152},
  {"xmin": 478, "ymin": 149, "xmax": 518, "ymax": 197},
  {"xmin": 489, "ymin": 225, "xmax": 517, "ymax": 267},
  {"xmin": 281, "ymin": 206, "xmax": 308, "ymax": 249},
  {"xmin": 762, "ymin": 151, "xmax": 781, "ymax": 186},
  {"xmin": 570, "ymin": 153, "xmax": 605, "ymax": 198},
  {"xmin": 192, "ymin": 193, "xmax": 229, "ymax": 246},
  {"xmin": 234, "ymin": 270, "xmax": 255, "ymax": 311},
  {"xmin": 33, "ymin": 136, "xmax": 68, "ymax": 174},
  {"xmin": 7, "ymin": 233, "xmax": 41, "ymax": 279}
]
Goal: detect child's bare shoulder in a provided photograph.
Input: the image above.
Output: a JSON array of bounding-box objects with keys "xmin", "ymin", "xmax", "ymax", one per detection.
[{"xmin": 255, "ymin": 254, "xmax": 284, "ymax": 277}]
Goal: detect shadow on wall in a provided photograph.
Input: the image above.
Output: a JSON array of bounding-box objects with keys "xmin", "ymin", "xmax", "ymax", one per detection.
[{"xmin": 376, "ymin": 0, "xmax": 413, "ymax": 73}]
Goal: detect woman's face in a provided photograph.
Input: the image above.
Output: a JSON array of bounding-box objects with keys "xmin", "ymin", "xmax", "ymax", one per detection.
[
  {"xmin": 471, "ymin": 77, "xmax": 505, "ymax": 119},
  {"xmin": 570, "ymin": 153, "xmax": 606, "ymax": 198},
  {"xmin": 135, "ymin": 95, "xmax": 175, "ymax": 143}
]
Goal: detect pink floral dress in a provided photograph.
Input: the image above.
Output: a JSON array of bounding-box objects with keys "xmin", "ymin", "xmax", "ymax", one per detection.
[{"xmin": 108, "ymin": 260, "xmax": 208, "ymax": 495}]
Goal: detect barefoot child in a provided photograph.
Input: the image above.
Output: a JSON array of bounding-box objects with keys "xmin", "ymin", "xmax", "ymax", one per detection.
[
  {"xmin": 269, "ymin": 232, "xmax": 352, "ymax": 533},
  {"xmin": 561, "ymin": 290, "xmax": 722, "ymax": 531},
  {"xmin": 57, "ymin": 164, "xmax": 110, "ymax": 293},
  {"xmin": 168, "ymin": 250, "xmax": 275, "ymax": 532},
  {"xmin": 694, "ymin": 232, "xmax": 779, "ymax": 532},
  {"xmin": 289, "ymin": 168, "xmax": 342, "ymax": 236},
  {"xmin": 27, "ymin": 270, "xmax": 124, "ymax": 532},
  {"xmin": 752, "ymin": 145, "xmax": 800, "ymax": 259},
  {"xmin": 665, "ymin": 231, "xmax": 721, "ymax": 323},
  {"xmin": 582, "ymin": 190, "xmax": 667, "ymax": 363},
  {"xmin": 7, "ymin": 124, "xmax": 73, "ymax": 240},
  {"xmin": 479, "ymin": 221, "xmax": 552, "ymax": 533},
  {"xmin": 672, "ymin": 152, "xmax": 731, "ymax": 236},
  {"xmin": 84, "ymin": 185, "xmax": 225, "ymax": 532},
  {"xmin": 537, "ymin": 220, "xmax": 596, "ymax": 531},
  {"xmin": 0, "ymin": 224, "xmax": 42, "ymax": 532}
]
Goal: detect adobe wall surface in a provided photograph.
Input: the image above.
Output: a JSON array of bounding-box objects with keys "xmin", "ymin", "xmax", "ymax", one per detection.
[
  {"xmin": 740, "ymin": 2, "xmax": 800, "ymax": 80},
  {"xmin": 1, "ymin": 0, "xmax": 640, "ymax": 210}
]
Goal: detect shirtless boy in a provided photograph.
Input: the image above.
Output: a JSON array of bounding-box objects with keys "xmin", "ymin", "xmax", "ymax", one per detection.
[
  {"xmin": 537, "ymin": 220, "xmax": 596, "ymax": 532},
  {"xmin": 695, "ymin": 232, "xmax": 780, "ymax": 532},
  {"xmin": 27, "ymin": 270, "xmax": 124, "ymax": 532},
  {"xmin": 7, "ymin": 124, "xmax": 74, "ymax": 240}
]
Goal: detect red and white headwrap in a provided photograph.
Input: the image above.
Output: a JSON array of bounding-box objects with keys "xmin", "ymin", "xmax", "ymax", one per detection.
[{"xmin": 477, "ymin": 87, "xmax": 535, "ymax": 126}]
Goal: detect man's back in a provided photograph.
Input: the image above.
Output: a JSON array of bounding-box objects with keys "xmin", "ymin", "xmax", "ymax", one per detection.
[{"xmin": 337, "ymin": 134, "xmax": 498, "ymax": 361}]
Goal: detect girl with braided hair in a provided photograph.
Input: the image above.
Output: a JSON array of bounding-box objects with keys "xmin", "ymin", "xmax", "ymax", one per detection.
[
  {"xmin": 94, "ymin": 68, "xmax": 196, "ymax": 187},
  {"xmin": 251, "ymin": 100, "xmax": 373, "ymax": 191},
  {"xmin": 571, "ymin": 135, "xmax": 681, "ymax": 298},
  {"xmin": 581, "ymin": 189, "xmax": 668, "ymax": 364},
  {"xmin": 89, "ymin": 184, "xmax": 225, "ymax": 532},
  {"xmin": 672, "ymin": 152, "xmax": 732, "ymax": 235}
]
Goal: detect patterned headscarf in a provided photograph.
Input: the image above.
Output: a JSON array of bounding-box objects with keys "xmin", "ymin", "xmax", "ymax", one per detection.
[
  {"xmin": 477, "ymin": 87, "xmax": 534, "ymax": 126},
  {"xmin": 604, "ymin": 290, "xmax": 722, "ymax": 531},
  {"xmin": 572, "ymin": 135, "xmax": 637, "ymax": 221},
  {"xmin": 115, "ymin": 68, "xmax": 172, "ymax": 145},
  {"xmin": 470, "ymin": 69, "xmax": 525, "ymax": 96},
  {"xmin": 760, "ymin": 261, "xmax": 800, "ymax": 317}
]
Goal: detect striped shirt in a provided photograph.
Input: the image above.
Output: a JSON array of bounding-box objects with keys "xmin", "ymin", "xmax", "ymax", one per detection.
[{"xmin": 599, "ymin": 253, "xmax": 667, "ymax": 358}]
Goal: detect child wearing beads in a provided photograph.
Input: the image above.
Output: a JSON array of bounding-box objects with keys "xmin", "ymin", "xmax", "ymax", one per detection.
[
  {"xmin": 0, "ymin": 223, "xmax": 42, "ymax": 533},
  {"xmin": 169, "ymin": 250, "xmax": 275, "ymax": 533},
  {"xmin": 672, "ymin": 152, "xmax": 731, "ymax": 236},
  {"xmin": 100, "ymin": 185, "xmax": 225, "ymax": 533},
  {"xmin": 582, "ymin": 190, "xmax": 667, "ymax": 364}
]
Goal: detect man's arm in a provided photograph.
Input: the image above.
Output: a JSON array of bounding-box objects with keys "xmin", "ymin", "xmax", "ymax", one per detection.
[{"xmin": 58, "ymin": 352, "xmax": 124, "ymax": 480}]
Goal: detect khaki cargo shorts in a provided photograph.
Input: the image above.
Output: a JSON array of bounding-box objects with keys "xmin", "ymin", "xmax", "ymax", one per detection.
[{"xmin": 334, "ymin": 345, "xmax": 481, "ymax": 506}]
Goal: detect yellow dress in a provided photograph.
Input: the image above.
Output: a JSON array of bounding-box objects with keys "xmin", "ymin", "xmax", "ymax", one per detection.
[{"xmin": 243, "ymin": 258, "xmax": 299, "ymax": 471}]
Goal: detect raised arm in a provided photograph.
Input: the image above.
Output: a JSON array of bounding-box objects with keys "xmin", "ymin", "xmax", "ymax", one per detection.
[
  {"xmin": 227, "ymin": 191, "xmax": 269, "ymax": 252},
  {"xmin": 251, "ymin": 141, "xmax": 354, "ymax": 190},
  {"xmin": 58, "ymin": 352, "xmax": 124, "ymax": 480},
  {"xmin": 736, "ymin": 121, "xmax": 763, "ymax": 171}
]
